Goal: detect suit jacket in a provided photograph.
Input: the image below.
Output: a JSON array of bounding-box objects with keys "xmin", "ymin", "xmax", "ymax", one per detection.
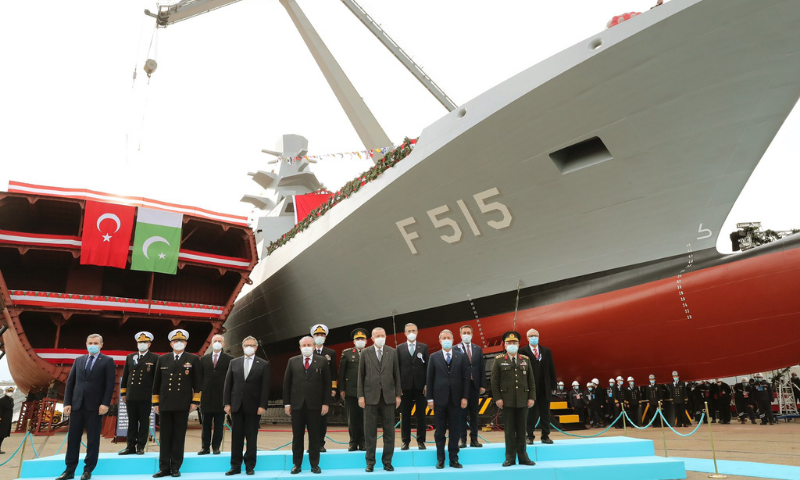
[
  {"xmin": 457, "ymin": 342, "xmax": 485, "ymax": 389},
  {"xmin": 519, "ymin": 344, "xmax": 557, "ymax": 396},
  {"xmin": 200, "ymin": 351, "xmax": 233, "ymax": 412},
  {"xmin": 426, "ymin": 349, "xmax": 470, "ymax": 407},
  {"xmin": 152, "ymin": 352, "xmax": 202, "ymax": 411},
  {"xmin": 397, "ymin": 342, "xmax": 429, "ymax": 392},
  {"xmin": 338, "ymin": 347, "xmax": 364, "ymax": 397},
  {"xmin": 223, "ymin": 355, "xmax": 270, "ymax": 414},
  {"xmin": 283, "ymin": 354, "xmax": 331, "ymax": 410},
  {"xmin": 64, "ymin": 353, "xmax": 115, "ymax": 411},
  {"xmin": 357, "ymin": 345, "xmax": 401, "ymax": 405},
  {"xmin": 120, "ymin": 351, "xmax": 160, "ymax": 403},
  {"xmin": 313, "ymin": 346, "xmax": 339, "ymax": 391}
]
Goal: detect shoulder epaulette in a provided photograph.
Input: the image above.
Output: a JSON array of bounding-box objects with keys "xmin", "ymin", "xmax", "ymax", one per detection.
[
  {"xmin": 495, "ymin": 353, "xmax": 505, "ymax": 358},
  {"xmin": 519, "ymin": 354, "xmax": 529, "ymax": 359}
]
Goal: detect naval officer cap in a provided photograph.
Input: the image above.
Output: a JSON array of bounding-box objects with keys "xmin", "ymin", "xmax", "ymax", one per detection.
[
  {"xmin": 169, "ymin": 329, "xmax": 189, "ymax": 342},
  {"xmin": 311, "ymin": 324, "xmax": 329, "ymax": 336},
  {"xmin": 649, "ymin": 374, "xmax": 656, "ymax": 379},
  {"xmin": 351, "ymin": 327, "xmax": 368, "ymax": 340},
  {"xmin": 502, "ymin": 331, "xmax": 521, "ymax": 343},
  {"xmin": 135, "ymin": 331, "xmax": 154, "ymax": 343},
  {"xmin": 672, "ymin": 371, "xmax": 679, "ymax": 376}
]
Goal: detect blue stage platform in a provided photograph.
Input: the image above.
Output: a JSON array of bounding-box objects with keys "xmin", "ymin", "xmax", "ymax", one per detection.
[{"xmin": 17, "ymin": 437, "xmax": 685, "ymax": 480}]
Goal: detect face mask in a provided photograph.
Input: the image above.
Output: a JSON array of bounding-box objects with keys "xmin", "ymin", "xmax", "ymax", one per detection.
[
  {"xmin": 301, "ymin": 347, "xmax": 314, "ymax": 357},
  {"xmin": 355, "ymin": 340, "xmax": 366, "ymax": 349},
  {"xmin": 461, "ymin": 334, "xmax": 472, "ymax": 343},
  {"xmin": 528, "ymin": 336, "xmax": 539, "ymax": 346},
  {"xmin": 87, "ymin": 345, "xmax": 100, "ymax": 355},
  {"xmin": 573, "ymin": 386, "xmax": 579, "ymax": 390},
  {"xmin": 673, "ymin": 377, "xmax": 679, "ymax": 382},
  {"xmin": 374, "ymin": 337, "xmax": 386, "ymax": 348},
  {"xmin": 588, "ymin": 387, "xmax": 593, "ymax": 391},
  {"xmin": 138, "ymin": 343, "xmax": 149, "ymax": 352},
  {"xmin": 212, "ymin": 342, "xmax": 223, "ymax": 351},
  {"xmin": 406, "ymin": 333, "xmax": 417, "ymax": 342},
  {"xmin": 441, "ymin": 339, "xmax": 453, "ymax": 350},
  {"xmin": 609, "ymin": 382, "xmax": 615, "ymax": 386},
  {"xmin": 243, "ymin": 346, "xmax": 256, "ymax": 356},
  {"xmin": 173, "ymin": 342, "xmax": 186, "ymax": 352},
  {"xmin": 505, "ymin": 344, "xmax": 519, "ymax": 354},
  {"xmin": 650, "ymin": 380, "xmax": 655, "ymax": 385},
  {"xmin": 557, "ymin": 386, "xmax": 564, "ymax": 390},
  {"xmin": 314, "ymin": 336, "xmax": 325, "ymax": 346}
]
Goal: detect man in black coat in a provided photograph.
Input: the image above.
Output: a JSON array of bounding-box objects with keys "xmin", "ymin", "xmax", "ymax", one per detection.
[
  {"xmin": 199, "ymin": 334, "xmax": 232, "ymax": 455},
  {"xmin": 339, "ymin": 328, "xmax": 368, "ymax": 451},
  {"xmin": 426, "ymin": 330, "xmax": 469, "ymax": 469},
  {"xmin": 223, "ymin": 336, "xmax": 270, "ymax": 475},
  {"xmin": 519, "ymin": 328, "xmax": 557, "ymax": 444},
  {"xmin": 152, "ymin": 329, "xmax": 203, "ymax": 478},
  {"xmin": 310, "ymin": 324, "xmax": 337, "ymax": 452},
  {"xmin": 667, "ymin": 371, "xmax": 691, "ymax": 427},
  {"xmin": 642, "ymin": 374, "xmax": 664, "ymax": 427},
  {"xmin": 0, "ymin": 387, "xmax": 16, "ymax": 454},
  {"xmin": 56, "ymin": 334, "xmax": 115, "ymax": 480},
  {"xmin": 397, "ymin": 322, "xmax": 429, "ymax": 450},
  {"xmin": 284, "ymin": 336, "xmax": 331, "ymax": 475},
  {"xmin": 457, "ymin": 324, "xmax": 485, "ymax": 448},
  {"xmin": 715, "ymin": 379, "xmax": 732, "ymax": 424},
  {"xmin": 120, "ymin": 331, "xmax": 159, "ymax": 455}
]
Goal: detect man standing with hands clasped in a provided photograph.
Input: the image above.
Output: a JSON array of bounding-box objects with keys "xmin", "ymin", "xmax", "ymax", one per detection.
[
  {"xmin": 520, "ymin": 328, "xmax": 557, "ymax": 444},
  {"xmin": 223, "ymin": 336, "xmax": 270, "ymax": 476},
  {"xmin": 398, "ymin": 323, "xmax": 429, "ymax": 451},
  {"xmin": 457, "ymin": 324, "xmax": 485, "ymax": 448},
  {"xmin": 199, "ymin": 334, "xmax": 232, "ymax": 456},
  {"xmin": 310, "ymin": 324, "xmax": 337, "ymax": 452},
  {"xmin": 119, "ymin": 332, "xmax": 158, "ymax": 456}
]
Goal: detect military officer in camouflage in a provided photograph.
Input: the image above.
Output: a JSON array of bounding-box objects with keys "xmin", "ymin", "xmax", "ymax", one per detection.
[
  {"xmin": 152, "ymin": 329, "xmax": 202, "ymax": 478},
  {"xmin": 491, "ymin": 331, "xmax": 536, "ymax": 468},
  {"xmin": 119, "ymin": 331, "xmax": 159, "ymax": 455},
  {"xmin": 339, "ymin": 327, "xmax": 368, "ymax": 451}
]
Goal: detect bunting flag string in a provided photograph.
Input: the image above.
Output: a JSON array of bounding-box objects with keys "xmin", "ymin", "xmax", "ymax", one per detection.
[{"xmin": 278, "ymin": 139, "xmax": 416, "ymax": 164}]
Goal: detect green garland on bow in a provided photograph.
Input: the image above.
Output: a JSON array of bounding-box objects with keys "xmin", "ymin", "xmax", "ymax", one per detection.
[{"xmin": 265, "ymin": 137, "xmax": 417, "ymax": 256}]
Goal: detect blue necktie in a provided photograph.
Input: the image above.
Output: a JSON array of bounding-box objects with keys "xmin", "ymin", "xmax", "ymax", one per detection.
[
  {"xmin": 85, "ymin": 355, "xmax": 95, "ymax": 372},
  {"xmin": 446, "ymin": 352, "xmax": 451, "ymax": 365}
]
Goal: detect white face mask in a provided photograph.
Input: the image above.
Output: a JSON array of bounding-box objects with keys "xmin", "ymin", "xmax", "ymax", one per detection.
[
  {"xmin": 212, "ymin": 341, "xmax": 223, "ymax": 351},
  {"xmin": 314, "ymin": 336, "xmax": 325, "ymax": 346},
  {"xmin": 138, "ymin": 343, "xmax": 149, "ymax": 352},
  {"xmin": 173, "ymin": 342, "xmax": 186, "ymax": 352},
  {"xmin": 301, "ymin": 347, "xmax": 314, "ymax": 357},
  {"xmin": 243, "ymin": 346, "xmax": 256, "ymax": 356},
  {"xmin": 461, "ymin": 334, "xmax": 472, "ymax": 343},
  {"xmin": 355, "ymin": 340, "xmax": 366, "ymax": 349},
  {"xmin": 406, "ymin": 333, "xmax": 417, "ymax": 342},
  {"xmin": 373, "ymin": 337, "xmax": 386, "ymax": 348}
]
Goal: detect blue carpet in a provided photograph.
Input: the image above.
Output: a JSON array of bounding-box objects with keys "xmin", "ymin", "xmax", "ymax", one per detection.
[{"xmin": 677, "ymin": 457, "xmax": 800, "ymax": 480}]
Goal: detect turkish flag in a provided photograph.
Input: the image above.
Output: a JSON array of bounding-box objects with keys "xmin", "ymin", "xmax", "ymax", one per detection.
[{"xmin": 80, "ymin": 201, "xmax": 135, "ymax": 269}]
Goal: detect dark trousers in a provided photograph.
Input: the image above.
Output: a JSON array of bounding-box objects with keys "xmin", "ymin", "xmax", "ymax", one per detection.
[
  {"xmin": 757, "ymin": 400, "xmax": 775, "ymax": 424},
  {"xmin": 588, "ymin": 404, "xmax": 603, "ymax": 426},
  {"xmin": 400, "ymin": 387, "xmax": 427, "ymax": 444},
  {"xmin": 364, "ymin": 400, "xmax": 396, "ymax": 467},
  {"xmin": 65, "ymin": 405, "xmax": 103, "ymax": 474},
  {"xmin": 291, "ymin": 405, "xmax": 321, "ymax": 468},
  {"xmin": 502, "ymin": 407, "xmax": 528, "ymax": 463},
  {"xmin": 527, "ymin": 392, "xmax": 550, "ymax": 439},
  {"xmin": 319, "ymin": 409, "xmax": 328, "ymax": 448},
  {"xmin": 434, "ymin": 404, "xmax": 462, "ymax": 463},
  {"xmin": 158, "ymin": 410, "xmax": 189, "ymax": 472},
  {"xmin": 345, "ymin": 396, "xmax": 365, "ymax": 448},
  {"xmin": 201, "ymin": 411, "xmax": 225, "ymax": 450},
  {"xmin": 460, "ymin": 385, "xmax": 479, "ymax": 442},
  {"xmin": 126, "ymin": 401, "xmax": 152, "ymax": 449},
  {"xmin": 231, "ymin": 410, "xmax": 259, "ymax": 470},
  {"xmin": 674, "ymin": 403, "xmax": 691, "ymax": 426},
  {"xmin": 642, "ymin": 404, "xmax": 660, "ymax": 427},
  {"xmin": 719, "ymin": 398, "xmax": 732, "ymax": 423},
  {"xmin": 614, "ymin": 403, "xmax": 624, "ymax": 428},
  {"xmin": 625, "ymin": 404, "xmax": 639, "ymax": 427}
]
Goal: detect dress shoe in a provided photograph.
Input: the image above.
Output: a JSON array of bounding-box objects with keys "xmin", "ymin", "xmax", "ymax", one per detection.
[
  {"xmin": 541, "ymin": 437, "xmax": 554, "ymax": 444},
  {"xmin": 319, "ymin": 447, "xmax": 327, "ymax": 453},
  {"xmin": 310, "ymin": 466, "xmax": 321, "ymax": 474},
  {"xmin": 458, "ymin": 441, "xmax": 467, "ymax": 449},
  {"xmin": 502, "ymin": 460, "xmax": 515, "ymax": 467},
  {"xmin": 225, "ymin": 470, "xmax": 240, "ymax": 476},
  {"xmin": 436, "ymin": 461, "xmax": 444, "ymax": 469},
  {"xmin": 348, "ymin": 446, "xmax": 357, "ymax": 451},
  {"xmin": 383, "ymin": 464, "xmax": 394, "ymax": 472},
  {"xmin": 213, "ymin": 449, "xmax": 221, "ymax": 455},
  {"xmin": 118, "ymin": 448, "xmax": 136, "ymax": 455},
  {"xmin": 171, "ymin": 471, "xmax": 181, "ymax": 477},
  {"xmin": 56, "ymin": 472, "xmax": 75, "ymax": 480},
  {"xmin": 152, "ymin": 471, "xmax": 170, "ymax": 478},
  {"xmin": 470, "ymin": 440, "xmax": 482, "ymax": 448},
  {"xmin": 246, "ymin": 469, "xmax": 255, "ymax": 476},
  {"xmin": 449, "ymin": 461, "xmax": 463, "ymax": 469},
  {"xmin": 137, "ymin": 447, "xmax": 145, "ymax": 455},
  {"xmin": 358, "ymin": 445, "xmax": 366, "ymax": 451},
  {"xmin": 290, "ymin": 466, "xmax": 301, "ymax": 475},
  {"xmin": 520, "ymin": 458, "xmax": 536, "ymax": 466},
  {"xmin": 401, "ymin": 442, "xmax": 409, "ymax": 450},
  {"xmin": 417, "ymin": 442, "xmax": 426, "ymax": 450},
  {"xmin": 365, "ymin": 465, "xmax": 374, "ymax": 473},
  {"xmin": 526, "ymin": 437, "xmax": 534, "ymax": 445},
  {"xmin": 0, "ymin": 451, "xmax": 5, "ymax": 455},
  {"xmin": 81, "ymin": 473, "xmax": 91, "ymax": 480},
  {"xmin": 198, "ymin": 449, "xmax": 211, "ymax": 455}
]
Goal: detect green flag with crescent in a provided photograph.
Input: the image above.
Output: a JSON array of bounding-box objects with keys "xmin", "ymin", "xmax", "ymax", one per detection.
[{"xmin": 131, "ymin": 207, "xmax": 183, "ymax": 274}]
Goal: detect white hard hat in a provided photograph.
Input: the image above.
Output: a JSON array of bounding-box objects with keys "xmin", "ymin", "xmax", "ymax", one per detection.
[
  {"xmin": 572, "ymin": 381, "xmax": 580, "ymax": 386},
  {"xmin": 592, "ymin": 378, "xmax": 599, "ymax": 384},
  {"xmin": 609, "ymin": 378, "xmax": 615, "ymax": 383},
  {"xmin": 616, "ymin": 376, "xmax": 624, "ymax": 381},
  {"xmin": 586, "ymin": 382, "xmax": 593, "ymax": 387},
  {"xmin": 557, "ymin": 381, "xmax": 565, "ymax": 386},
  {"xmin": 627, "ymin": 376, "xmax": 634, "ymax": 382}
]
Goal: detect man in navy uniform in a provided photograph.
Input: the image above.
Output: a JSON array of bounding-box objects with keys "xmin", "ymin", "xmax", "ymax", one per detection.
[
  {"xmin": 519, "ymin": 328, "xmax": 557, "ymax": 444},
  {"xmin": 457, "ymin": 324, "xmax": 485, "ymax": 448},
  {"xmin": 642, "ymin": 374, "xmax": 664, "ymax": 427},
  {"xmin": 398, "ymin": 322, "xmax": 429, "ymax": 451},
  {"xmin": 667, "ymin": 371, "xmax": 691, "ymax": 427},
  {"xmin": 152, "ymin": 329, "xmax": 202, "ymax": 478},
  {"xmin": 339, "ymin": 328, "xmax": 368, "ymax": 451},
  {"xmin": 120, "ymin": 331, "xmax": 159, "ymax": 455},
  {"xmin": 56, "ymin": 334, "xmax": 115, "ymax": 480},
  {"xmin": 199, "ymin": 334, "xmax": 232, "ymax": 455},
  {"xmin": 310, "ymin": 324, "xmax": 338, "ymax": 452}
]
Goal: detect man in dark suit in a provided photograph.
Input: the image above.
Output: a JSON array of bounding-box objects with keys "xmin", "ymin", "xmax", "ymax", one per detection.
[
  {"xmin": 119, "ymin": 331, "xmax": 159, "ymax": 455},
  {"xmin": 397, "ymin": 322, "xmax": 428, "ymax": 450},
  {"xmin": 339, "ymin": 327, "xmax": 368, "ymax": 451},
  {"xmin": 426, "ymin": 329, "xmax": 469, "ymax": 469},
  {"xmin": 56, "ymin": 334, "xmax": 115, "ymax": 480},
  {"xmin": 310, "ymin": 324, "xmax": 337, "ymax": 452},
  {"xmin": 357, "ymin": 327, "xmax": 401, "ymax": 472},
  {"xmin": 519, "ymin": 328, "xmax": 557, "ymax": 444},
  {"xmin": 284, "ymin": 336, "xmax": 331, "ymax": 475},
  {"xmin": 152, "ymin": 329, "xmax": 202, "ymax": 478},
  {"xmin": 223, "ymin": 336, "xmax": 270, "ymax": 476},
  {"xmin": 457, "ymin": 324, "xmax": 485, "ymax": 448},
  {"xmin": 199, "ymin": 334, "xmax": 232, "ymax": 455}
]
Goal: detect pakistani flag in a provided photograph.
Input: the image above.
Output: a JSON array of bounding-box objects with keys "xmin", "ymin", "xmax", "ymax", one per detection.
[{"xmin": 131, "ymin": 208, "xmax": 183, "ymax": 274}]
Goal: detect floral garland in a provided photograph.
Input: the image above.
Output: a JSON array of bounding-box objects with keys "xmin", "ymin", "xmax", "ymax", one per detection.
[{"xmin": 266, "ymin": 137, "xmax": 417, "ymax": 256}]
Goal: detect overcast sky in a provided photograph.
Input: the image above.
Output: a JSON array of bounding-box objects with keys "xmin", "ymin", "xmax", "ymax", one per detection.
[{"xmin": 2, "ymin": 0, "xmax": 800, "ymax": 381}]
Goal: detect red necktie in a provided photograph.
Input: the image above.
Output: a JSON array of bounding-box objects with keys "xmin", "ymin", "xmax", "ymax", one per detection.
[
  {"xmin": 304, "ymin": 357, "xmax": 310, "ymax": 370},
  {"xmin": 466, "ymin": 344, "xmax": 472, "ymax": 362},
  {"xmin": 534, "ymin": 347, "xmax": 540, "ymax": 360},
  {"xmin": 213, "ymin": 354, "xmax": 218, "ymax": 368}
]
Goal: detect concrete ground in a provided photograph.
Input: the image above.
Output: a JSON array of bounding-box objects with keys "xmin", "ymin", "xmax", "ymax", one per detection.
[{"xmin": 2, "ymin": 419, "xmax": 798, "ymax": 480}]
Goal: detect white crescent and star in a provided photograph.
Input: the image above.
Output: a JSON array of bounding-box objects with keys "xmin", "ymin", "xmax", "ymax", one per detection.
[
  {"xmin": 142, "ymin": 236, "xmax": 171, "ymax": 260},
  {"xmin": 97, "ymin": 213, "xmax": 121, "ymax": 241}
]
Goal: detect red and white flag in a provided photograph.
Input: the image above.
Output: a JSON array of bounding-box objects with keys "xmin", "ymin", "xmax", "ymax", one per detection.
[{"xmin": 80, "ymin": 201, "xmax": 135, "ymax": 269}]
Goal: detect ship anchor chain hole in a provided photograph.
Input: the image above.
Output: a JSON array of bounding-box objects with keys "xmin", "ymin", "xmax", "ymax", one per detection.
[
  {"xmin": 589, "ymin": 38, "xmax": 603, "ymax": 51},
  {"xmin": 457, "ymin": 108, "xmax": 467, "ymax": 119}
]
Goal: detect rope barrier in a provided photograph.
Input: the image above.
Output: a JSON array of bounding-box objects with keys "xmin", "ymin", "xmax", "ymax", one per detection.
[
  {"xmin": 658, "ymin": 410, "xmax": 705, "ymax": 437},
  {"xmin": 623, "ymin": 410, "xmax": 661, "ymax": 430},
  {"xmin": 54, "ymin": 432, "xmax": 69, "ymax": 455},
  {"xmin": 549, "ymin": 411, "xmax": 624, "ymax": 438},
  {"xmin": 28, "ymin": 433, "xmax": 41, "ymax": 458},
  {"xmin": 0, "ymin": 432, "xmax": 30, "ymax": 467}
]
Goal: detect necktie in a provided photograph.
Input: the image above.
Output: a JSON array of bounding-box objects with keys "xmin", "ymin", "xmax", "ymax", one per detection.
[
  {"xmin": 409, "ymin": 343, "xmax": 415, "ymax": 356},
  {"xmin": 85, "ymin": 355, "xmax": 95, "ymax": 372},
  {"xmin": 465, "ymin": 344, "xmax": 472, "ymax": 362},
  {"xmin": 213, "ymin": 354, "xmax": 218, "ymax": 368},
  {"xmin": 512, "ymin": 356, "xmax": 517, "ymax": 368},
  {"xmin": 446, "ymin": 352, "xmax": 451, "ymax": 365},
  {"xmin": 534, "ymin": 347, "xmax": 540, "ymax": 360},
  {"xmin": 245, "ymin": 357, "xmax": 251, "ymax": 379},
  {"xmin": 175, "ymin": 354, "xmax": 180, "ymax": 362},
  {"xmin": 304, "ymin": 357, "xmax": 310, "ymax": 371},
  {"xmin": 377, "ymin": 349, "xmax": 383, "ymax": 362}
]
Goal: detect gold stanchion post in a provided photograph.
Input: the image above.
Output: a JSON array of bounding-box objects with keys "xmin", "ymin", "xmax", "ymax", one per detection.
[
  {"xmin": 17, "ymin": 424, "xmax": 32, "ymax": 478},
  {"xmin": 621, "ymin": 402, "xmax": 628, "ymax": 437},
  {"xmin": 704, "ymin": 401, "xmax": 727, "ymax": 479},
  {"xmin": 658, "ymin": 400, "xmax": 668, "ymax": 458}
]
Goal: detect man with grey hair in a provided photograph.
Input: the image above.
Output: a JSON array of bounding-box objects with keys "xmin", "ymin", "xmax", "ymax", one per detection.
[
  {"xmin": 57, "ymin": 334, "xmax": 115, "ymax": 480},
  {"xmin": 199, "ymin": 334, "xmax": 232, "ymax": 455}
]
